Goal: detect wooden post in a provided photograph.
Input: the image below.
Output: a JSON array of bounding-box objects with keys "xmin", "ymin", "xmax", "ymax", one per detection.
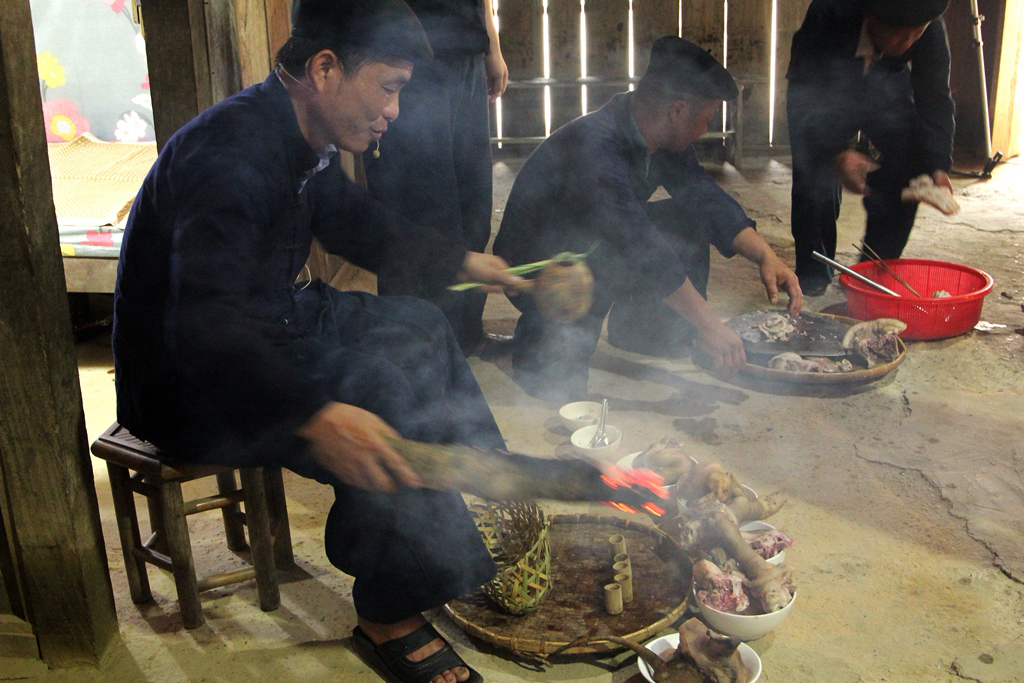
[
  {"xmin": 143, "ymin": 0, "xmax": 213, "ymax": 149},
  {"xmin": 991, "ymin": 0, "xmax": 1022, "ymax": 158},
  {"xmin": 0, "ymin": 0, "xmax": 119, "ymax": 665}
]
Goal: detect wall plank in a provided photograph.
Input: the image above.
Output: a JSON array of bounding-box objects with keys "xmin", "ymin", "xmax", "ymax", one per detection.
[
  {"xmin": 991, "ymin": 0, "xmax": 1022, "ymax": 158},
  {"xmin": 498, "ymin": 0, "xmax": 545, "ymax": 139}
]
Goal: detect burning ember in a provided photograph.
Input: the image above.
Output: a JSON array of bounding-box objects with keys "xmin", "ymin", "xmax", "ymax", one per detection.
[{"xmin": 599, "ymin": 466, "xmax": 668, "ymax": 516}]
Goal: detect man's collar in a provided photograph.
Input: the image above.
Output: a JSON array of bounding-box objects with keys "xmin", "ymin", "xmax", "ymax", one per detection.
[
  {"xmin": 855, "ymin": 19, "xmax": 883, "ymax": 74},
  {"xmin": 260, "ymin": 72, "xmax": 322, "ymax": 176},
  {"xmin": 617, "ymin": 93, "xmax": 651, "ymax": 177}
]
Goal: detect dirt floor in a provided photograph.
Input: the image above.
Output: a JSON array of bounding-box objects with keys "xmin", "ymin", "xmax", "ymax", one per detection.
[{"xmin": 9, "ymin": 154, "xmax": 1022, "ymax": 683}]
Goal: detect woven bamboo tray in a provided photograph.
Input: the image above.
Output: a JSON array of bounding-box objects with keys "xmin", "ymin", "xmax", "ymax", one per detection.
[
  {"xmin": 444, "ymin": 513, "xmax": 690, "ymax": 656},
  {"xmin": 738, "ymin": 315, "xmax": 907, "ymax": 385}
]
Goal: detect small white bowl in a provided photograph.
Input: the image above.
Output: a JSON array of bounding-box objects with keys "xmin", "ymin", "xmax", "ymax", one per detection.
[
  {"xmin": 558, "ymin": 401, "xmax": 602, "ymax": 431},
  {"xmin": 693, "ymin": 584, "xmax": 796, "ymax": 641},
  {"xmin": 570, "ymin": 424, "xmax": 622, "ymax": 459},
  {"xmin": 637, "ymin": 633, "xmax": 761, "ymax": 683},
  {"xmin": 739, "ymin": 520, "xmax": 787, "ymax": 565}
]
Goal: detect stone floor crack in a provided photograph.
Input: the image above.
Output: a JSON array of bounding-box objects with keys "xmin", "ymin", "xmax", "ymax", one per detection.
[{"xmin": 950, "ymin": 660, "xmax": 984, "ymax": 683}]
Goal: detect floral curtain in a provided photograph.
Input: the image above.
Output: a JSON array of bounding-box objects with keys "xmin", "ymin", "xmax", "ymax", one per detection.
[{"xmin": 31, "ymin": 0, "xmax": 153, "ymax": 143}]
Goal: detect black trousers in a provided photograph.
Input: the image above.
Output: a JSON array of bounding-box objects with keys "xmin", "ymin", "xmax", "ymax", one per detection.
[
  {"xmin": 365, "ymin": 54, "xmax": 493, "ymax": 351},
  {"xmin": 791, "ymin": 124, "xmax": 922, "ymax": 285},
  {"xmin": 510, "ymin": 200, "xmax": 715, "ymax": 402},
  {"xmin": 209, "ymin": 289, "xmax": 501, "ymax": 623}
]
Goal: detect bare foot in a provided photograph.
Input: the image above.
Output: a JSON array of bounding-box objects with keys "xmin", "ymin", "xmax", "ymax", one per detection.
[{"xmin": 358, "ymin": 614, "xmax": 471, "ymax": 683}]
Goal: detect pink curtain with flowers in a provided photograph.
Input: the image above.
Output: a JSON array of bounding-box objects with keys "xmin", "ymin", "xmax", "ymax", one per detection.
[{"xmin": 31, "ymin": 0, "xmax": 154, "ymax": 143}]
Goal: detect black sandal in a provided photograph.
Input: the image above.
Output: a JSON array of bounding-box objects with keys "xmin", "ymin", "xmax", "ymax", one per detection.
[{"xmin": 351, "ymin": 623, "xmax": 483, "ymax": 683}]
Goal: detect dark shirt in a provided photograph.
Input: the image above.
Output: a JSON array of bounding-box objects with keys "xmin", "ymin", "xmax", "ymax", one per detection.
[
  {"xmin": 406, "ymin": 0, "xmax": 489, "ymax": 56},
  {"xmin": 113, "ymin": 74, "xmax": 464, "ymax": 454},
  {"xmin": 493, "ymin": 93, "xmax": 752, "ymax": 302},
  {"xmin": 787, "ymin": 0, "xmax": 954, "ymax": 172}
]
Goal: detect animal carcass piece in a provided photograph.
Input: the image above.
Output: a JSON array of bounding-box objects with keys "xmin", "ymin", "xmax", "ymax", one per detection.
[
  {"xmin": 588, "ymin": 617, "xmax": 751, "ymax": 683},
  {"xmin": 767, "ymin": 352, "xmax": 854, "ymax": 373},
  {"xmin": 841, "ymin": 318, "xmax": 907, "ymax": 368},
  {"xmin": 757, "ymin": 313, "xmax": 795, "ymax": 342},
  {"xmin": 693, "ymin": 559, "xmax": 749, "ymax": 612},
  {"xmin": 634, "ymin": 438, "xmax": 695, "ymax": 485},
  {"xmin": 901, "ymin": 174, "xmax": 960, "ymax": 215},
  {"xmin": 741, "ymin": 528, "xmax": 794, "ymax": 561}
]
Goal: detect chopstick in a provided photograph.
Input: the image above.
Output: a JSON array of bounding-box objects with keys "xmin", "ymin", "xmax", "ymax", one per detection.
[
  {"xmin": 853, "ymin": 243, "xmax": 922, "ymax": 297},
  {"xmin": 812, "ymin": 251, "xmax": 901, "ymax": 296}
]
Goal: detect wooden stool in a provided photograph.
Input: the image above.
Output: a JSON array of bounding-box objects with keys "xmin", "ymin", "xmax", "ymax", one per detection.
[{"xmin": 91, "ymin": 423, "xmax": 294, "ymax": 629}]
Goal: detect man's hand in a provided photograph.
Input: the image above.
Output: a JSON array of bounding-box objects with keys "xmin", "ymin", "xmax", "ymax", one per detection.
[
  {"xmin": 834, "ymin": 149, "xmax": 880, "ymax": 195},
  {"xmin": 696, "ymin": 319, "xmax": 747, "ymax": 378},
  {"xmin": 759, "ymin": 254, "xmax": 804, "ymax": 316},
  {"xmin": 484, "ymin": 49, "xmax": 508, "ymax": 102},
  {"xmin": 458, "ymin": 252, "xmax": 523, "ymax": 294},
  {"xmin": 297, "ymin": 402, "xmax": 421, "ymax": 493},
  {"xmin": 932, "ymin": 169, "xmax": 953, "ymax": 194}
]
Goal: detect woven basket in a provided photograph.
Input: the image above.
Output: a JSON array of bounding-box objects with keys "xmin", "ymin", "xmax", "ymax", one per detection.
[{"xmin": 468, "ymin": 500, "xmax": 552, "ymax": 616}]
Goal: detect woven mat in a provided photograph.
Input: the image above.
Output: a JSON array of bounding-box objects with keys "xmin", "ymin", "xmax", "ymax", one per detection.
[
  {"xmin": 445, "ymin": 514, "xmax": 691, "ymax": 657},
  {"xmin": 48, "ymin": 133, "xmax": 157, "ymax": 227}
]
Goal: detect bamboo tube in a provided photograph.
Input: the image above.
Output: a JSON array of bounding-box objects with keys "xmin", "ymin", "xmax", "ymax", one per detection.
[
  {"xmin": 615, "ymin": 573, "xmax": 633, "ymax": 603},
  {"xmin": 613, "ymin": 560, "xmax": 631, "ymax": 577},
  {"xmin": 609, "ymin": 534, "xmax": 627, "ymax": 558},
  {"xmin": 613, "ymin": 552, "xmax": 630, "ymax": 567},
  {"xmin": 604, "ymin": 583, "xmax": 624, "ymax": 615}
]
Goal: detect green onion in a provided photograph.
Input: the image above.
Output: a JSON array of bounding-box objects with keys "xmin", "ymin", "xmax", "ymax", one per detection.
[{"xmin": 448, "ymin": 250, "xmax": 592, "ymax": 291}]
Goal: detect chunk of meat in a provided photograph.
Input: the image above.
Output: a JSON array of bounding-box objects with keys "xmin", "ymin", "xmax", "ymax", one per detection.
[
  {"xmin": 741, "ymin": 528, "xmax": 794, "ymax": 560},
  {"xmin": 758, "ymin": 313, "xmax": 795, "ymax": 342},
  {"xmin": 901, "ymin": 174, "xmax": 960, "ymax": 215},
  {"xmin": 768, "ymin": 352, "xmax": 853, "ymax": 373},
  {"xmin": 841, "ymin": 318, "xmax": 907, "ymax": 368},
  {"xmin": 693, "ymin": 559, "xmax": 750, "ymax": 613}
]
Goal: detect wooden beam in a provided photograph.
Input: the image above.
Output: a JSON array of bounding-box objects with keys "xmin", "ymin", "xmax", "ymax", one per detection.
[{"xmin": 0, "ymin": 0, "xmax": 119, "ymax": 665}]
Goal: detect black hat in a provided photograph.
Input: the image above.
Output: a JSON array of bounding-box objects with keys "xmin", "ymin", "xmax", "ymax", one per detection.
[
  {"xmin": 291, "ymin": 0, "xmax": 433, "ymax": 65},
  {"xmin": 864, "ymin": 0, "xmax": 949, "ymax": 27},
  {"xmin": 641, "ymin": 36, "xmax": 739, "ymax": 101}
]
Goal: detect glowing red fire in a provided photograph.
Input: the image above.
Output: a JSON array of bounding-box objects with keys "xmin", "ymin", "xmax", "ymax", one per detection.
[{"xmin": 599, "ymin": 466, "xmax": 668, "ymax": 517}]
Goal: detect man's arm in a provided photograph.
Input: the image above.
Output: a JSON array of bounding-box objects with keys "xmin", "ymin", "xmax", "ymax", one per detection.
[
  {"xmin": 481, "ymin": 0, "xmax": 508, "ymax": 101},
  {"xmin": 731, "ymin": 227, "xmax": 804, "ymax": 315},
  {"xmin": 909, "ymin": 19, "xmax": 955, "ymax": 175},
  {"xmin": 663, "ymin": 280, "xmax": 746, "ymax": 377},
  {"xmin": 786, "ymin": 2, "xmax": 863, "ymax": 166}
]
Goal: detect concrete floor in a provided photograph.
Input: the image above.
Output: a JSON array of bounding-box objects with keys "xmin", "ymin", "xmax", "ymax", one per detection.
[{"xmin": 12, "ymin": 154, "xmax": 1023, "ymax": 683}]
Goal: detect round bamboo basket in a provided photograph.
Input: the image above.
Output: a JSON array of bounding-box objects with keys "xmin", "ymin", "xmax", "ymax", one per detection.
[
  {"xmin": 444, "ymin": 514, "xmax": 690, "ymax": 657},
  {"xmin": 469, "ymin": 500, "xmax": 552, "ymax": 616}
]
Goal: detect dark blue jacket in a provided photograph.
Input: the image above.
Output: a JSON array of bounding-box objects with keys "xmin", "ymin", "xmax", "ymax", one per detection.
[
  {"xmin": 493, "ymin": 92, "xmax": 752, "ymax": 302},
  {"xmin": 787, "ymin": 0, "xmax": 954, "ymax": 172},
  {"xmin": 113, "ymin": 75, "xmax": 463, "ymax": 455}
]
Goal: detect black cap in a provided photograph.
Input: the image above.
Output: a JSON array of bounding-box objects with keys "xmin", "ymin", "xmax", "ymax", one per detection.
[
  {"xmin": 642, "ymin": 36, "xmax": 739, "ymax": 101},
  {"xmin": 291, "ymin": 0, "xmax": 433, "ymax": 65},
  {"xmin": 865, "ymin": 0, "xmax": 949, "ymax": 27}
]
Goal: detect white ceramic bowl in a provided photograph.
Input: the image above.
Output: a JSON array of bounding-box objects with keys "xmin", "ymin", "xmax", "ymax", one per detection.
[
  {"xmin": 570, "ymin": 424, "xmax": 622, "ymax": 459},
  {"xmin": 637, "ymin": 633, "xmax": 761, "ymax": 683},
  {"xmin": 693, "ymin": 584, "xmax": 797, "ymax": 641},
  {"xmin": 738, "ymin": 520, "xmax": 787, "ymax": 565},
  {"xmin": 558, "ymin": 401, "xmax": 602, "ymax": 431}
]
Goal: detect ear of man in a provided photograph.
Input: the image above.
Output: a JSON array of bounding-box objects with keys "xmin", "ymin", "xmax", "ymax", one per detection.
[{"xmin": 309, "ymin": 50, "xmax": 343, "ymax": 92}]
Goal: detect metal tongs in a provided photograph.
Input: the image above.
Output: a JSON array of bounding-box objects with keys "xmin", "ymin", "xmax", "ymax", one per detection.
[{"xmin": 589, "ymin": 399, "xmax": 610, "ymax": 447}]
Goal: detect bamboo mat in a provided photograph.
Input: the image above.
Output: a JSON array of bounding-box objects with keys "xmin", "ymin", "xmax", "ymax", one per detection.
[{"xmin": 48, "ymin": 133, "xmax": 156, "ymax": 227}]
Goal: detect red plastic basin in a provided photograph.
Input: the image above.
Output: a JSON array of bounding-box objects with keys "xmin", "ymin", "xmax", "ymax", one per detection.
[{"xmin": 839, "ymin": 259, "xmax": 994, "ymax": 340}]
